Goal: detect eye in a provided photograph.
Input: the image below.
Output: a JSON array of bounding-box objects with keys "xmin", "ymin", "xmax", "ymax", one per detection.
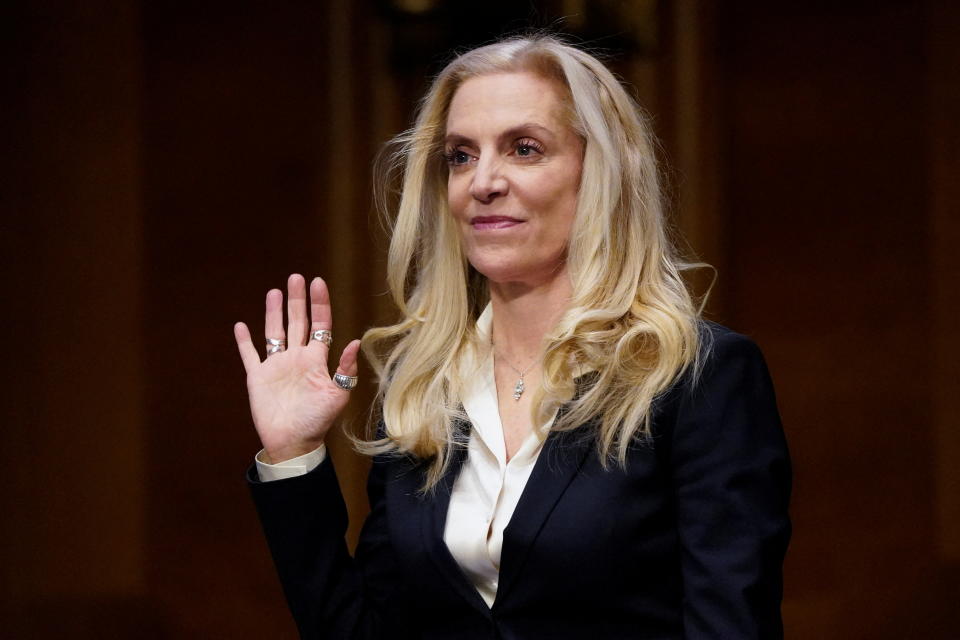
[
  {"xmin": 444, "ymin": 148, "xmax": 473, "ymax": 166},
  {"xmin": 514, "ymin": 138, "xmax": 544, "ymax": 158}
]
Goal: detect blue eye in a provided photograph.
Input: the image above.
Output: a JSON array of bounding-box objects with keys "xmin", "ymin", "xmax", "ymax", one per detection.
[
  {"xmin": 515, "ymin": 139, "xmax": 544, "ymax": 158},
  {"xmin": 445, "ymin": 149, "xmax": 471, "ymax": 166}
]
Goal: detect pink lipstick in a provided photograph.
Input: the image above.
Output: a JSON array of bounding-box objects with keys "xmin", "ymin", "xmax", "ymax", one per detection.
[{"xmin": 470, "ymin": 216, "xmax": 523, "ymax": 230}]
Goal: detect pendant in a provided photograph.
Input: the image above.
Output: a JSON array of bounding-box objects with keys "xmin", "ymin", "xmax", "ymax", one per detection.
[{"xmin": 513, "ymin": 376, "xmax": 525, "ymax": 401}]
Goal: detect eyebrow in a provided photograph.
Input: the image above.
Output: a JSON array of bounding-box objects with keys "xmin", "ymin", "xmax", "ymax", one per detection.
[{"xmin": 444, "ymin": 123, "xmax": 555, "ymax": 146}]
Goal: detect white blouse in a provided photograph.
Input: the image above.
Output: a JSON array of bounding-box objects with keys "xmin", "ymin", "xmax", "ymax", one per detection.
[
  {"xmin": 439, "ymin": 304, "xmax": 555, "ymax": 607},
  {"xmin": 255, "ymin": 305, "xmax": 554, "ymax": 608}
]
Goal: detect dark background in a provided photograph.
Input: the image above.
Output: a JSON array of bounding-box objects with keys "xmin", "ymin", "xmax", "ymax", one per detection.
[{"xmin": 2, "ymin": 0, "xmax": 958, "ymax": 637}]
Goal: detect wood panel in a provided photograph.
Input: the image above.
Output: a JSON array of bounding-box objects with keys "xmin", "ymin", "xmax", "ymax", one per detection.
[
  {"xmin": 1, "ymin": 2, "xmax": 147, "ymax": 634},
  {"xmin": 927, "ymin": 0, "xmax": 960, "ymax": 564},
  {"xmin": 139, "ymin": 2, "xmax": 334, "ymax": 636},
  {"xmin": 711, "ymin": 1, "xmax": 957, "ymax": 636}
]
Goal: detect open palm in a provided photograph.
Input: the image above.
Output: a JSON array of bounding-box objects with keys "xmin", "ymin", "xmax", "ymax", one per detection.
[{"xmin": 234, "ymin": 274, "xmax": 360, "ymax": 463}]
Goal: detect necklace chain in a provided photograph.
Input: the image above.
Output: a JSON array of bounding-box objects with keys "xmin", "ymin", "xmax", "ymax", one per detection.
[{"xmin": 494, "ymin": 347, "xmax": 538, "ymax": 401}]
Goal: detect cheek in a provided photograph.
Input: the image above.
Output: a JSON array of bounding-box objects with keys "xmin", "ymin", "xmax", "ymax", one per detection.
[
  {"xmin": 555, "ymin": 168, "xmax": 581, "ymax": 231},
  {"xmin": 446, "ymin": 176, "xmax": 469, "ymax": 218},
  {"xmin": 534, "ymin": 179, "xmax": 579, "ymax": 230},
  {"xmin": 538, "ymin": 190, "xmax": 578, "ymax": 254},
  {"xmin": 544, "ymin": 215, "xmax": 575, "ymax": 256}
]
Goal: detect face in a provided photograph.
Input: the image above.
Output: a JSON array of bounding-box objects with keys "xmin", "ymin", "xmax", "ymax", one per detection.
[{"xmin": 444, "ymin": 71, "xmax": 584, "ymax": 286}]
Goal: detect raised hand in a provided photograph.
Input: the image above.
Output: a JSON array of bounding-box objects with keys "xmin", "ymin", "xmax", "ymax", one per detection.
[{"xmin": 234, "ymin": 274, "xmax": 360, "ymax": 463}]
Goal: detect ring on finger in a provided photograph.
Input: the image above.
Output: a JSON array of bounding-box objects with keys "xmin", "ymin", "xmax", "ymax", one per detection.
[
  {"xmin": 333, "ymin": 372, "xmax": 358, "ymax": 391},
  {"xmin": 266, "ymin": 337, "xmax": 287, "ymax": 355},
  {"xmin": 311, "ymin": 329, "xmax": 333, "ymax": 347}
]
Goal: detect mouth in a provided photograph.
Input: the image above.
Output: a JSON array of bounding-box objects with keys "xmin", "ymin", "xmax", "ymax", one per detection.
[{"xmin": 470, "ymin": 216, "xmax": 524, "ymax": 230}]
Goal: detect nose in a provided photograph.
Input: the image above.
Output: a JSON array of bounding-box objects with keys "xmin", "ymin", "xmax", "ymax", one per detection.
[{"xmin": 469, "ymin": 156, "xmax": 508, "ymax": 204}]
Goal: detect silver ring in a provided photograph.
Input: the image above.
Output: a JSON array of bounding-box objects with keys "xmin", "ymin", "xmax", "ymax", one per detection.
[
  {"xmin": 311, "ymin": 329, "xmax": 333, "ymax": 346},
  {"xmin": 266, "ymin": 337, "xmax": 286, "ymax": 355},
  {"xmin": 333, "ymin": 372, "xmax": 358, "ymax": 391}
]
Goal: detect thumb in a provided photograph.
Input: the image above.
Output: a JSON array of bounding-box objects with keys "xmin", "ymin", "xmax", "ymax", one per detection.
[{"xmin": 333, "ymin": 339, "xmax": 361, "ymax": 389}]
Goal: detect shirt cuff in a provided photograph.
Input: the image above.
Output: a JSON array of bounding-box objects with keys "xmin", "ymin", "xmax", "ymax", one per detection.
[{"xmin": 254, "ymin": 444, "xmax": 327, "ymax": 482}]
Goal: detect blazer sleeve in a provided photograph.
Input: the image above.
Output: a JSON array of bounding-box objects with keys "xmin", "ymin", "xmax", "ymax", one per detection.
[
  {"xmin": 668, "ymin": 328, "xmax": 792, "ymax": 639},
  {"xmin": 247, "ymin": 451, "xmax": 413, "ymax": 639}
]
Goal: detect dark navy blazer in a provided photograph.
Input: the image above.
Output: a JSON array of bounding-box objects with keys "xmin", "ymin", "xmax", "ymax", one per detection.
[{"xmin": 248, "ymin": 325, "xmax": 791, "ymax": 639}]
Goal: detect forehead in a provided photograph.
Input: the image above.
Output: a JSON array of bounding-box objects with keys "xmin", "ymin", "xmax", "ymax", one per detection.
[{"xmin": 445, "ymin": 71, "xmax": 570, "ymax": 134}]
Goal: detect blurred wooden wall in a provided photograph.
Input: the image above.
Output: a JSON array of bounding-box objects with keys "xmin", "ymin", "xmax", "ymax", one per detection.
[
  {"xmin": 2, "ymin": 0, "xmax": 957, "ymax": 637},
  {"xmin": 2, "ymin": 1, "xmax": 152, "ymax": 635},
  {"xmin": 670, "ymin": 2, "xmax": 960, "ymax": 636}
]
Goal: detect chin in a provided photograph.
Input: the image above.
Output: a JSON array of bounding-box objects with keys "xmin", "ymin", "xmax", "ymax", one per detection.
[
  {"xmin": 468, "ymin": 257, "xmax": 563, "ymax": 287},
  {"xmin": 466, "ymin": 256, "xmax": 518, "ymax": 281},
  {"xmin": 470, "ymin": 263, "xmax": 522, "ymax": 284}
]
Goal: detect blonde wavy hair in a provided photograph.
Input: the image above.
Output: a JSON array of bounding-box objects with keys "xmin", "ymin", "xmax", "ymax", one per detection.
[{"xmin": 359, "ymin": 34, "xmax": 704, "ymax": 490}]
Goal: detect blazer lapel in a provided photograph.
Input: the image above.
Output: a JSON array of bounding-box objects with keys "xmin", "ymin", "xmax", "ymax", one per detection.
[
  {"xmin": 494, "ymin": 425, "xmax": 594, "ymax": 606},
  {"xmin": 419, "ymin": 428, "xmax": 492, "ymax": 615}
]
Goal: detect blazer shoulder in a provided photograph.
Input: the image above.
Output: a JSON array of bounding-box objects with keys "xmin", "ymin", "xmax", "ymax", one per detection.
[
  {"xmin": 699, "ymin": 320, "xmax": 766, "ymax": 360},
  {"xmin": 656, "ymin": 320, "xmax": 775, "ymax": 417},
  {"xmin": 690, "ymin": 321, "xmax": 772, "ymax": 386}
]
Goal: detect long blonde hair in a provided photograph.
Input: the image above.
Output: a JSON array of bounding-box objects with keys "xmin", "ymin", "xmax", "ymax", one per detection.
[{"xmin": 360, "ymin": 34, "xmax": 703, "ymax": 490}]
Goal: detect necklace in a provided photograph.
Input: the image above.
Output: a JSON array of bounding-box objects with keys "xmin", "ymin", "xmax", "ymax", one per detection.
[{"xmin": 495, "ymin": 350, "xmax": 538, "ymax": 401}]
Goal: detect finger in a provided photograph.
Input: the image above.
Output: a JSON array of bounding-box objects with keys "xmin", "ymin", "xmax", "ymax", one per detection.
[
  {"xmin": 335, "ymin": 339, "xmax": 361, "ymax": 377},
  {"xmin": 307, "ymin": 276, "xmax": 333, "ymax": 356},
  {"xmin": 287, "ymin": 274, "xmax": 308, "ymax": 347},
  {"xmin": 264, "ymin": 288, "xmax": 285, "ymax": 354},
  {"xmin": 309, "ymin": 276, "xmax": 333, "ymax": 331},
  {"xmin": 233, "ymin": 322, "xmax": 261, "ymax": 373}
]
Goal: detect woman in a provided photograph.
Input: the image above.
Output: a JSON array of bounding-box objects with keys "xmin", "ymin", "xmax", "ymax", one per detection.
[{"xmin": 235, "ymin": 35, "xmax": 791, "ymax": 639}]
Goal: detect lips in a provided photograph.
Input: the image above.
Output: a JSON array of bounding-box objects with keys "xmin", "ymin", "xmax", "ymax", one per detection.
[{"xmin": 470, "ymin": 216, "xmax": 524, "ymax": 230}]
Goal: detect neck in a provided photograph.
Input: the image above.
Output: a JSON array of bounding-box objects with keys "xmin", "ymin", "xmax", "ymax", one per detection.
[{"xmin": 488, "ymin": 266, "xmax": 572, "ymax": 363}]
